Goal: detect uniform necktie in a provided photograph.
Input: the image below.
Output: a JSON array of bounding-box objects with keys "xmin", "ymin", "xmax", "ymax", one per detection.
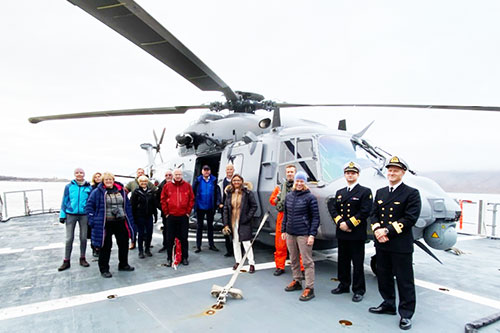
[
  {"xmin": 390, "ymin": 187, "xmax": 394, "ymax": 193},
  {"xmin": 347, "ymin": 187, "xmax": 350, "ymax": 192}
]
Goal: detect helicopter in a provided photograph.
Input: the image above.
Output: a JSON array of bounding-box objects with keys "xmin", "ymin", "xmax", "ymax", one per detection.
[{"xmin": 28, "ymin": 0, "xmax": 500, "ymax": 254}]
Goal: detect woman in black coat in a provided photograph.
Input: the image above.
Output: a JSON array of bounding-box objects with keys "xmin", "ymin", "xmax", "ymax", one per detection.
[
  {"xmin": 131, "ymin": 176, "xmax": 157, "ymax": 258},
  {"xmin": 223, "ymin": 174, "xmax": 257, "ymax": 273}
]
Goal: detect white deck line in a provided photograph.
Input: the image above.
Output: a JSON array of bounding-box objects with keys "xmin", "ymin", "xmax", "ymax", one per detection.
[{"xmin": 0, "ymin": 248, "xmax": 25, "ymax": 254}]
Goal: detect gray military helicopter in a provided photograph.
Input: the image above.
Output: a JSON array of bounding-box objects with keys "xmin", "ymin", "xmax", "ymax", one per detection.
[{"xmin": 29, "ymin": 0, "xmax": 500, "ymax": 256}]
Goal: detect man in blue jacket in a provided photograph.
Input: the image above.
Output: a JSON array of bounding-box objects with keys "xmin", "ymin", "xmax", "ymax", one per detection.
[
  {"xmin": 58, "ymin": 168, "xmax": 92, "ymax": 271},
  {"xmin": 192, "ymin": 165, "xmax": 221, "ymax": 253}
]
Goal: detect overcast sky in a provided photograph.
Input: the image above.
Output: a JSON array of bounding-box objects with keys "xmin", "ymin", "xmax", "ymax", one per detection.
[{"xmin": 1, "ymin": 1, "xmax": 500, "ymax": 179}]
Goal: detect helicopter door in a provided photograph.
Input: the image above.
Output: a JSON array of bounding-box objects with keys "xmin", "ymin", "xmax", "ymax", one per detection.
[{"xmin": 220, "ymin": 141, "xmax": 263, "ymax": 216}]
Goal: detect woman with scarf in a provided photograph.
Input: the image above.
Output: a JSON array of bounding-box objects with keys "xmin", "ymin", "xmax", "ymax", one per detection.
[
  {"xmin": 86, "ymin": 172, "xmax": 135, "ymax": 278},
  {"xmin": 223, "ymin": 174, "xmax": 258, "ymax": 273},
  {"xmin": 131, "ymin": 175, "xmax": 156, "ymax": 259}
]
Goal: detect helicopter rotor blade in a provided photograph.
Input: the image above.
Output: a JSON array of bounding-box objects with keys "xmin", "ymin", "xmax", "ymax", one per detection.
[
  {"xmin": 28, "ymin": 105, "xmax": 210, "ymax": 124},
  {"xmin": 275, "ymin": 103, "xmax": 500, "ymax": 112},
  {"xmin": 158, "ymin": 128, "xmax": 166, "ymax": 145},
  {"xmin": 67, "ymin": 0, "xmax": 238, "ymax": 102},
  {"xmin": 153, "ymin": 129, "xmax": 159, "ymax": 146}
]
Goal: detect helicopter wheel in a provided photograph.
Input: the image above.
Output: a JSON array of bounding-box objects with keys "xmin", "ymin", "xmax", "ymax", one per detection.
[{"xmin": 370, "ymin": 254, "xmax": 377, "ymax": 276}]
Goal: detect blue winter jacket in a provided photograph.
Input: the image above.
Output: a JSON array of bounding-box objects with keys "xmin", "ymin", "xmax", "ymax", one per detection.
[
  {"xmin": 282, "ymin": 189, "xmax": 320, "ymax": 236},
  {"xmin": 59, "ymin": 180, "xmax": 92, "ymax": 218},
  {"xmin": 85, "ymin": 182, "xmax": 135, "ymax": 248},
  {"xmin": 192, "ymin": 175, "xmax": 221, "ymax": 211}
]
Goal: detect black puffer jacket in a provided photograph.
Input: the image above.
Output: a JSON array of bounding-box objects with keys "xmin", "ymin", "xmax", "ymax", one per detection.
[
  {"xmin": 131, "ymin": 187, "xmax": 157, "ymax": 219},
  {"xmin": 282, "ymin": 189, "xmax": 320, "ymax": 236}
]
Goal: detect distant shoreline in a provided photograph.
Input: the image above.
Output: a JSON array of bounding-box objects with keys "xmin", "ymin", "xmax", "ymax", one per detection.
[{"xmin": 0, "ymin": 176, "xmax": 69, "ymax": 183}]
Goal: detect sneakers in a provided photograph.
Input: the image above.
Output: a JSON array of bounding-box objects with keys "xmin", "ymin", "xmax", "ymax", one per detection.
[
  {"xmin": 232, "ymin": 263, "xmax": 239, "ymax": 270},
  {"xmin": 273, "ymin": 268, "xmax": 285, "ymax": 276},
  {"xmin": 79, "ymin": 258, "xmax": 90, "ymax": 267},
  {"xmin": 249, "ymin": 265, "xmax": 255, "ymax": 274},
  {"xmin": 92, "ymin": 248, "xmax": 99, "ymax": 258},
  {"xmin": 285, "ymin": 280, "xmax": 302, "ymax": 292},
  {"xmin": 58, "ymin": 261, "xmax": 70, "ymax": 271},
  {"xmin": 299, "ymin": 288, "xmax": 315, "ymax": 301}
]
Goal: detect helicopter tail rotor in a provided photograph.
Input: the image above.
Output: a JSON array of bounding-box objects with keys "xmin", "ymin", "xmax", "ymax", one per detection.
[{"xmin": 153, "ymin": 128, "xmax": 166, "ymax": 163}]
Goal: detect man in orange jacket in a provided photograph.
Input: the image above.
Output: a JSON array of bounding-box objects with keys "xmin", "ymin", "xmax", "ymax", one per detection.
[{"xmin": 269, "ymin": 164, "xmax": 303, "ymax": 276}]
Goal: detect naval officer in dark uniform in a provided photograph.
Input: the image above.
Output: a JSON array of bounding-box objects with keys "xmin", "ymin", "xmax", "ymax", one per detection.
[
  {"xmin": 328, "ymin": 161, "xmax": 372, "ymax": 302},
  {"xmin": 368, "ymin": 156, "xmax": 421, "ymax": 331}
]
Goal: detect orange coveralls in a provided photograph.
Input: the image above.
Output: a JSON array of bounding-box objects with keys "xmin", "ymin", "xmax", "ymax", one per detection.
[{"xmin": 270, "ymin": 186, "xmax": 303, "ymax": 270}]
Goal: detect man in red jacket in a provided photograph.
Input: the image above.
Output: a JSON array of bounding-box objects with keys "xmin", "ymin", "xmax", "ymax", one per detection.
[{"xmin": 161, "ymin": 169, "xmax": 195, "ymax": 267}]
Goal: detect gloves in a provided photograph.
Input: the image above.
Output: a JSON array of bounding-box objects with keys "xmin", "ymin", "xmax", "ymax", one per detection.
[
  {"xmin": 222, "ymin": 225, "xmax": 231, "ymax": 236},
  {"xmin": 59, "ymin": 218, "xmax": 66, "ymax": 224}
]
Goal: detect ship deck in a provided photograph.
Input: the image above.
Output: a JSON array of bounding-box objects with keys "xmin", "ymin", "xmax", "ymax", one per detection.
[{"xmin": 0, "ymin": 214, "xmax": 499, "ymax": 332}]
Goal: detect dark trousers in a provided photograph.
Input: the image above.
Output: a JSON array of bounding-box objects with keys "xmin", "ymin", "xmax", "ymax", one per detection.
[
  {"xmin": 98, "ymin": 219, "xmax": 130, "ymax": 273},
  {"xmin": 196, "ymin": 209, "xmax": 215, "ymax": 248},
  {"xmin": 376, "ymin": 249, "xmax": 416, "ymax": 319},
  {"xmin": 161, "ymin": 216, "xmax": 168, "ymax": 248},
  {"xmin": 224, "ymin": 235, "xmax": 233, "ymax": 255},
  {"xmin": 135, "ymin": 215, "xmax": 153, "ymax": 252},
  {"xmin": 337, "ymin": 239, "xmax": 366, "ymax": 294},
  {"xmin": 166, "ymin": 215, "xmax": 189, "ymax": 261}
]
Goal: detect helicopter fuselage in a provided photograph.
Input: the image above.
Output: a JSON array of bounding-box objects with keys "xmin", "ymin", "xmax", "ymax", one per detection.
[{"xmin": 155, "ymin": 112, "xmax": 460, "ymax": 251}]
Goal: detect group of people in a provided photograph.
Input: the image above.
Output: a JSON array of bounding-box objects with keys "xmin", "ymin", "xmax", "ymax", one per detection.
[
  {"xmin": 267, "ymin": 157, "xmax": 420, "ymax": 330},
  {"xmin": 58, "ymin": 155, "xmax": 420, "ymax": 330}
]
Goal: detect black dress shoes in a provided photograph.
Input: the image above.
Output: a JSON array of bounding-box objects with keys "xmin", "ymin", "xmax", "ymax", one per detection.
[
  {"xmin": 209, "ymin": 245, "xmax": 219, "ymax": 252},
  {"xmin": 118, "ymin": 265, "xmax": 135, "ymax": 272},
  {"xmin": 224, "ymin": 252, "xmax": 233, "ymax": 257},
  {"xmin": 182, "ymin": 258, "xmax": 189, "ymax": 265},
  {"xmin": 331, "ymin": 286, "xmax": 349, "ymax": 295},
  {"xmin": 368, "ymin": 304, "xmax": 397, "ymax": 315},
  {"xmin": 399, "ymin": 318, "xmax": 412, "ymax": 330},
  {"xmin": 194, "ymin": 248, "xmax": 201, "ymax": 253},
  {"xmin": 101, "ymin": 271, "xmax": 112, "ymax": 278},
  {"xmin": 158, "ymin": 247, "xmax": 167, "ymax": 253},
  {"xmin": 166, "ymin": 259, "xmax": 172, "ymax": 267},
  {"xmin": 352, "ymin": 294, "xmax": 363, "ymax": 302},
  {"xmin": 273, "ymin": 268, "xmax": 285, "ymax": 276}
]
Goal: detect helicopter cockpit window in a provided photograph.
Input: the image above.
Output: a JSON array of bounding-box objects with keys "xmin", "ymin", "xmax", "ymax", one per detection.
[
  {"xmin": 278, "ymin": 138, "xmax": 318, "ymax": 182},
  {"xmin": 318, "ymin": 135, "xmax": 377, "ymax": 183}
]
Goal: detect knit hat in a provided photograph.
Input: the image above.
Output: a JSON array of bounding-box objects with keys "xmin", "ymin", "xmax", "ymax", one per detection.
[{"xmin": 294, "ymin": 171, "xmax": 307, "ymax": 182}]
